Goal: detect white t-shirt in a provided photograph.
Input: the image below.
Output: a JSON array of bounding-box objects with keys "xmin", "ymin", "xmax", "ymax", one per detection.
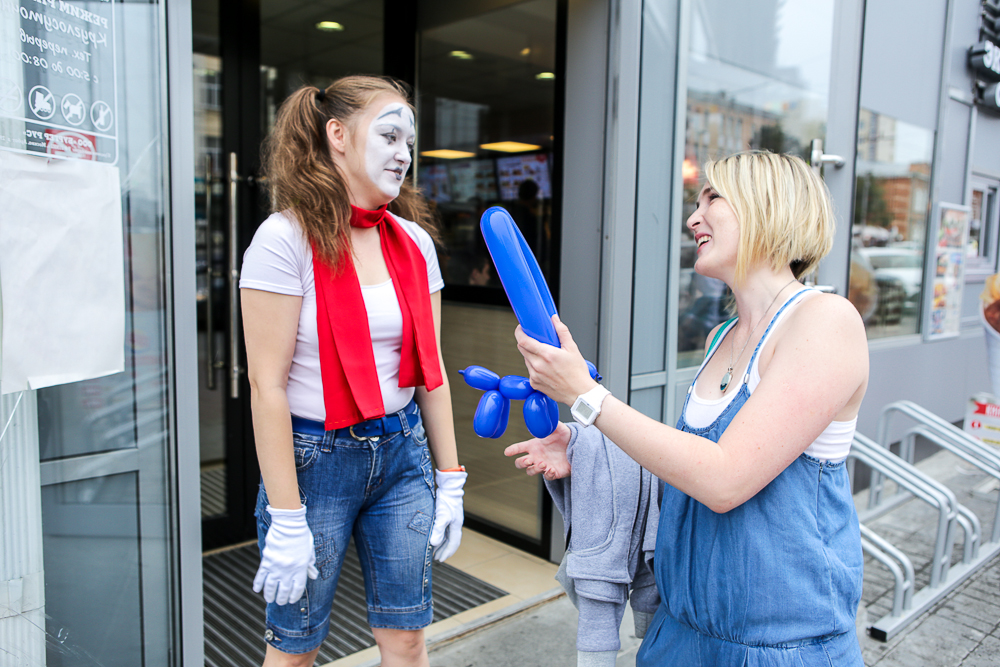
[{"xmin": 239, "ymin": 210, "xmax": 444, "ymax": 421}]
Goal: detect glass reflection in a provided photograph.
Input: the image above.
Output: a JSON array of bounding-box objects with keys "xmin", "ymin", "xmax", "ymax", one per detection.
[
  {"xmin": 418, "ymin": 0, "xmax": 558, "ymax": 542},
  {"xmin": 418, "ymin": 0, "xmax": 557, "ymax": 293},
  {"xmin": 848, "ymin": 109, "xmax": 933, "ymax": 338},
  {"xmin": 677, "ymin": 0, "xmax": 835, "ymax": 367}
]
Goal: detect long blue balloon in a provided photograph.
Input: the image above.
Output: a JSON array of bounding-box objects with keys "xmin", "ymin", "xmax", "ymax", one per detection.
[
  {"xmin": 481, "ymin": 206, "xmax": 560, "ymax": 348},
  {"xmin": 464, "ymin": 207, "xmax": 601, "ymax": 439}
]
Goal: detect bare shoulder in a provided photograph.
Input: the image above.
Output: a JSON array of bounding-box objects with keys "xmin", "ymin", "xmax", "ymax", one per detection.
[{"xmin": 783, "ymin": 292, "xmax": 868, "ymax": 354}]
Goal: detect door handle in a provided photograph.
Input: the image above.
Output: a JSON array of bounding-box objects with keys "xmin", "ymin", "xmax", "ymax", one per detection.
[
  {"xmin": 809, "ymin": 138, "xmax": 845, "ymax": 173},
  {"xmin": 205, "ymin": 155, "xmax": 217, "ymax": 390},
  {"xmin": 227, "ymin": 152, "xmax": 244, "ymax": 399}
]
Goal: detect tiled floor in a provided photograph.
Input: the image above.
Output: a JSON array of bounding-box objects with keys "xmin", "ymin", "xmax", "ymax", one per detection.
[{"xmin": 320, "ymin": 529, "xmax": 561, "ymax": 667}]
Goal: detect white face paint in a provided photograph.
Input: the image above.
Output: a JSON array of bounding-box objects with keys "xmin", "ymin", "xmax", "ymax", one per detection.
[{"xmin": 364, "ymin": 102, "xmax": 415, "ymax": 200}]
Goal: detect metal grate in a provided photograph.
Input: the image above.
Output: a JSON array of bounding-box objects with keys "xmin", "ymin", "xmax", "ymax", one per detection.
[
  {"xmin": 204, "ymin": 541, "xmax": 507, "ymax": 666},
  {"xmin": 201, "ymin": 466, "xmax": 226, "ymax": 517}
]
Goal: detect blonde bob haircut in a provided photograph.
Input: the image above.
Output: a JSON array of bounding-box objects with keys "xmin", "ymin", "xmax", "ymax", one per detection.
[{"xmin": 703, "ymin": 150, "xmax": 835, "ymax": 285}]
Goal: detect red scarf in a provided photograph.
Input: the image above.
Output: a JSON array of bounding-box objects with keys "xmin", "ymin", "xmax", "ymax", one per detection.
[{"xmin": 312, "ymin": 205, "xmax": 442, "ymax": 429}]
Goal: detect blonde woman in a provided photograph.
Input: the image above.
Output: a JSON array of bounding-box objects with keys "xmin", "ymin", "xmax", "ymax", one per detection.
[
  {"xmin": 240, "ymin": 76, "xmax": 464, "ymax": 667},
  {"xmin": 508, "ymin": 151, "xmax": 869, "ymax": 665}
]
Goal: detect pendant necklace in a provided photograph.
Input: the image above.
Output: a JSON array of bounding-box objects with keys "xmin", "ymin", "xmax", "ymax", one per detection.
[{"xmin": 720, "ymin": 278, "xmax": 798, "ymax": 392}]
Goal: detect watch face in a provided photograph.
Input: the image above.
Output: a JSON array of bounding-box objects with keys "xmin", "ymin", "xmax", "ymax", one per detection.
[{"xmin": 576, "ymin": 402, "xmax": 595, "ymax": 420}]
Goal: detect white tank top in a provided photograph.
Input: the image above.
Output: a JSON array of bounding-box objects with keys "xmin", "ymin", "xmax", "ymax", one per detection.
[{"xmin": 684, "ymin": 290, "xmax": 856, "ymax": 462}]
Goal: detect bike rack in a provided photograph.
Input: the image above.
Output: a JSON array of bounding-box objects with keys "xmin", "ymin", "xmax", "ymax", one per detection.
[
  {"xmin": 855, "ymin": 400, "xmax": 1000, "ymax": 641},
  {"xmin": 852, "ymin": 435, "xmax": 958, "ymax": 588},
  {"xmin": 860, "ymin": 523, "xmax": 914, "ymax": 619}
]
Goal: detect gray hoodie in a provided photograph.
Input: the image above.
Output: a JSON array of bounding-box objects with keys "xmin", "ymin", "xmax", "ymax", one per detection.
[{"xmin": 545, "ymin": 423, "xmax": 660, "ymax": 652}]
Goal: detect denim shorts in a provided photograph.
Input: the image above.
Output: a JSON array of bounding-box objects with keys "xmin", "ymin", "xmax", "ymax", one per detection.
[{"xmin": 254, "ymin": 401, "xmax": 436, "ymax": 654}]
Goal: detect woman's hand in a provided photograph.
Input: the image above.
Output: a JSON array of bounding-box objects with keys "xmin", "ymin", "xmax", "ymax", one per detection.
[
  {"xmin": 515, "ymin": 315, "xmax": 597, "ymax": 406},
  {"xmin": 504, "ymin": 422, "xmax": 573, "ymax": 480}
]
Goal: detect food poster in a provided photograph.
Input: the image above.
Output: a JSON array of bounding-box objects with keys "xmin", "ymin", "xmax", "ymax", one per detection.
[
  {"xmin": 925, "ymin": 203, "xmax": 970, "ymax": 340},
  {"xmin": 449, "ymin": 158, "xmax": 498, "ymax": 202},
  {"xmin": 496, "ymin": 154, "xmax": 551, "ymax": 200}
]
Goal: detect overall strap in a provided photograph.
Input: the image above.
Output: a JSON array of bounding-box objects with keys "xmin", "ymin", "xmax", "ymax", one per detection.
[{"xmin": 741, "ymin": 288, "xmax": 816, "ymax": 385}]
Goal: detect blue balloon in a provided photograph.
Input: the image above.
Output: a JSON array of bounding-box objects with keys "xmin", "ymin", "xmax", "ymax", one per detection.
[
  {"xmin": 481, "ymin": 207, "xmax": 559, "ymax": 348},
  {"xmin": 466, "ymin": 207, "xmax": 601, "ymax": 440},
  {"xmin": 545, "ymin": 392, "xmax": 559, "ymax": 427},
  {"xmin": 459, "ymin": 365, "xmax": 500, "ymax": 391},
  {"xmin": 524, "ymin": 391, "xmax": 559, "ymax": 439},
  {"xmin": 498, "ymin": 375, "xmax": 534, "ymax": 401},
  {"xmin": 489, "ymin": 395, "xmax": 511, "ymax": 439},
  {"xmin": 473, "ymin": 390, "xmax": 506, "ymax": 438}
]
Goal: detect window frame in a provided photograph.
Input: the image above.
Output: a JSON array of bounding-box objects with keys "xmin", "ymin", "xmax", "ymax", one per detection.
[{"xmin": 965, "ymin": 173, "xmax": 1000, "ymax": 278}]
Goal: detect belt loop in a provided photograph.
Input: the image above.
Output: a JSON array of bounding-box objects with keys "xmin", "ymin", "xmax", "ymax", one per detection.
[{"xmin": 400, "ymin": 404, "xmax": 413, "ymax": 436}]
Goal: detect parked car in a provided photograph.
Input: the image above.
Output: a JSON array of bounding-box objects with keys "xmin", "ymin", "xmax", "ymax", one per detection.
[{"xmin": 858, "ymin": 246, "xmax": 923, "ymax": 312}]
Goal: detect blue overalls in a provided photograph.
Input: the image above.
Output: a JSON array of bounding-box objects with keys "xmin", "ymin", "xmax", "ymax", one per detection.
[{"xmin": 637, "ymin": 289, "xmax": 864, "ymax": 666}]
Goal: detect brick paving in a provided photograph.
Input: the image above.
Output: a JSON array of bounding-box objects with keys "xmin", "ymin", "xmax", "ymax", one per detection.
[
  {"xmin": 429, "ymin": 448, "xmax": 1000, "ymax": 667},
  {"xmin": 857, "ymin": 449, "xmax": 1000, "ymax": 666}
]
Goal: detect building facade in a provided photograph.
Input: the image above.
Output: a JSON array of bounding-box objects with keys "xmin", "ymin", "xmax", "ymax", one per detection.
[{"xmin": 1, "ymin": 0, "xmax": 998, "ymax": 664}]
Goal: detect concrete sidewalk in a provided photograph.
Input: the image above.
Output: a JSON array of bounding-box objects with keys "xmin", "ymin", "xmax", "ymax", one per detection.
[
  {"xmin": 425, "ymin": 448, "xmax": 1000, "ymax": 667},
  {"xmin": 424, "ymin": 554, "xmax": 1000, "ymax": 667}
]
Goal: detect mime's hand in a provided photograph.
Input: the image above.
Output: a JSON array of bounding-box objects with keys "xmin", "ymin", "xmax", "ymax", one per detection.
[
  {"xmin": 504, "ymin": 422, "xmax": 573, "ymax": 480},
  {"xmin": 515, "ymin": 315, "xmax": 596, "ymax": 406}
]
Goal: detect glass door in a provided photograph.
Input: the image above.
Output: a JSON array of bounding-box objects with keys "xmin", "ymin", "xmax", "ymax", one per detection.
[
  {"xmin": 193, "ymin": 0, "xmax": 263, "ymax": 551},
  {"xmin": 5, "ymin": 0, "xmax": 181, "ymax": 664},
  {"xmin": 193, "ymin": 0, "xmax": 391, "ymax": 551},
  {"xmin": 629, "ymin": 0, "xmax": 865, "ymax": 424},
  {"xmin": 415, "ymin": 0, "xmax": 561, "ymax": 554},
  {"xmin": 675, "ymin": 0, "xmax": 843, "ymax": 366}
]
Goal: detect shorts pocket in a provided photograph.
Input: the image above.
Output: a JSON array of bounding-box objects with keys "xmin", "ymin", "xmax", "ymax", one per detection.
[
  {"xmin": 292, "ymin": 433, "xmax": 322, "ymax": 471},
  {"xmin": 411, "ymin": 417, "xmax": 428, "ymax": 447}
]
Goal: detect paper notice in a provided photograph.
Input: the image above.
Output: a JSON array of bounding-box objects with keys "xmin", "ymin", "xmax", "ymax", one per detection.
[{"xmin": 0, "ymin": 151, "xmax": 124, "ymax": 393}]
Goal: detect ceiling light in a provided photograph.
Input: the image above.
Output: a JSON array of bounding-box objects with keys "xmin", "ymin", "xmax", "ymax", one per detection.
[
  {"xmin": 520, "ymin": 47, "xmax": 531, "ymax": 56},
  {"xmin": 316, "ymin": 21, "xmax": 344, "ymax": 32},
  {"xmin": 420, "ymin": 149, "xmax": 476, "ymax": 159},
  {"xmin": 479, "ymin": 142, "xmax": 541, "ymax": 153},
  {"xmin": 449, "ymin": 50, "xmax": 473, "ymax": 60},
  {"xmin": 535, "ymin": 72, "xmax": 556, "ymax": 81}
]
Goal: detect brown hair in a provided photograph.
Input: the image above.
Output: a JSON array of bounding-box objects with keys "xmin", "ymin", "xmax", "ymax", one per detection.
[{"xmin": 261, "ymin": 75, "xmax": 438, "ymax": 269}]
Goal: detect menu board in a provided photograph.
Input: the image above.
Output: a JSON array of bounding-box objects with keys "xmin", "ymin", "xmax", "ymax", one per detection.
[
  {"xmin": 496, "ymin": 154, "xmax": 551, "ymax": 200},
  {"xmin": 419, "ymin": 164, "xmax": 451, "ymax": 203},
  {"xmin": 0, "ymin": 0, "xmax": 118, "ymax": 163},
  {"xmin": 449, "ymin": 158, "xmax": 498, "ymax": 202},
  {"xmin": 925, "ymin": 202, "xmax": 971, "ymax": 340}
]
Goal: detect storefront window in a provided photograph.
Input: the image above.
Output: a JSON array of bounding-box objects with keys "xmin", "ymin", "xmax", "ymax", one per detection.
[
  {"xmin": 967, "ymin": 176, "xmax": 999, "ymax": 275},
  {"xmin": 674, "ymin": 0, "xmax": 836, "ymax": 368},
  {"xmin": 847, "ymin": 109, "xmax": 933, "ymax": 338},
  {"xmin": 417, "ymin": 0, "xmax": 558, "ymax": 543}
]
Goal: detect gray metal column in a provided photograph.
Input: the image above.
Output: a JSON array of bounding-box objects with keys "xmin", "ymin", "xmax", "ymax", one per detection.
[{"xmin": 165, "ymin": 0, "xmax": 203, "ymax": 663}]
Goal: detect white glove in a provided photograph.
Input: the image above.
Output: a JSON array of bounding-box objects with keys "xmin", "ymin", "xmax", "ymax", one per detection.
[
  {"xmin": 253, "ymin": 505, "xmax": 319, "ymax": 605},
  {"xmin": 430, "ymin": 469, "xmax": 467, "ymax": 562}
]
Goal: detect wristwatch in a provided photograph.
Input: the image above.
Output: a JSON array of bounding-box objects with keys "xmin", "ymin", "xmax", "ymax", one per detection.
[{"xmin": 571, "ymin": 385, "xmax": 611, "ymax": 427}]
